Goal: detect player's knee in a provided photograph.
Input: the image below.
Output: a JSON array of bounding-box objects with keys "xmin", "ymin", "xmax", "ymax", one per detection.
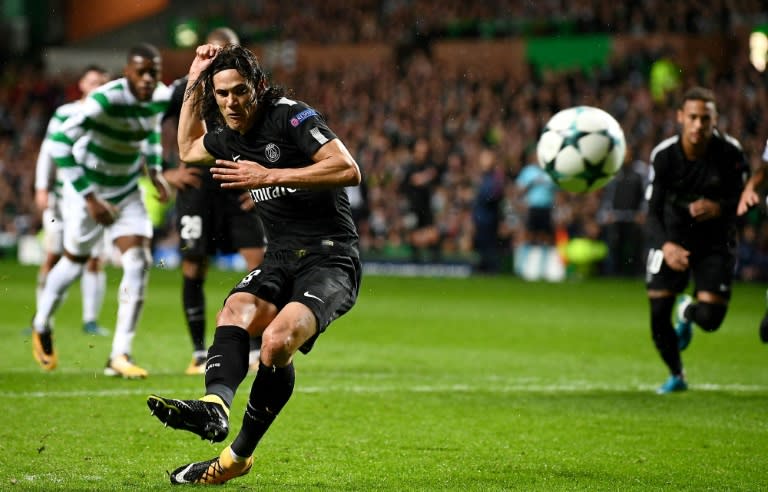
[
  {"xmin": 261, "ymin": 309, "xmax": 315, "ymax": 365},
  {"xmin": 260, "ymin": 331, "xmax": 293, "ymax": 365},
  {"xmin": 181, "ymin": 256, "xmax": 207, "ymax": 279},
  {"xmin": 261, "ymin": 323, "xmax": 308, "ymax": 366},
  {"xmin": 217, "ymin": 292, "xmax": 277, "ymax": 331},
  {"xmin": 119, "ymin": 246, "xmax": 151, "ymax": 300},
  {"xmin": 693, "ymin": 302, "xmax": 727, "ymax": 332},
  {"xmin": 122, "ymin": 246, "xmax": 151, "ymax": 271}
]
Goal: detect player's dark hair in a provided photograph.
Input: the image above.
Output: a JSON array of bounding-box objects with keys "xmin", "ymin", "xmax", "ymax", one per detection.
[
  {"xmin": 189, "ymin": 44, "xmax": 286, "ymax": 129},
  {"xmin": 81, "ymin": 64, "xmax": 108, "ymax": 78},
  {"xmin": 127, "ymin": 43, "xmax": 161, "ymax": 63},
  {"xmin": 679, "ymin": 86, "xmax": 716, "ymax": 109}
]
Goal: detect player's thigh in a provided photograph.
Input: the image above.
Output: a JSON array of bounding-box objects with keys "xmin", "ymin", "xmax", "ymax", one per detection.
[
  {"xmin": 42, "ymin": 207, "xmax": 64, "ymax": 255},
  {"xmin": 220, "ymin": 264, "xmax": 290, "ymax": 334},
  {"xmin": 108, "ymin": 192, "xmax": 153, "ymax": 243},
  {"xmin": 261, "ymin": 301, "xmax": 319, "ymax": 364},
  {"xmin": 60, "ymin": 193, "xmax": 103, "ymax": 257},
  {"xmin": 645, "ymin": 246, "xmax": 688, "ymax": 293},
  {"xmin": 291, "ymin": 255, "xmax": 362, "ymax": 337},
  {"xmin": 692, "ymin": 250, "xmax": 735, "ymax": 300},
  {"xmin": 217, "ymin": 291, "xmax": 278, "ymax": 337}
]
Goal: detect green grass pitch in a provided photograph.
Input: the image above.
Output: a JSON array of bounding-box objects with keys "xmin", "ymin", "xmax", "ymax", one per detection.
[{"xmin": 1, "ymin": 260, "xmax": 766, "ymax": 490}]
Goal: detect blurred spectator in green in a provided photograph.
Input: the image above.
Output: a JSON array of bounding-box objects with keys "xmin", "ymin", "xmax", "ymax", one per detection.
[{"xmin": 650, "ymin": 46, "xmax": 681, "ymax": 104}]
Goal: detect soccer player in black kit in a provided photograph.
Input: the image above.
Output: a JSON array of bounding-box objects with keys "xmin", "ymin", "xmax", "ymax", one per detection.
[
  {"xmin": 162, "ymin": 28, "xmax": 267, "ymax": 375},
  {"xmin": 645, "ymin": 87, "xmax": 748, "ymax": 394},
  {"xmin": 147, "ymin": 43, "xmax": 362, "ymax": 484}
]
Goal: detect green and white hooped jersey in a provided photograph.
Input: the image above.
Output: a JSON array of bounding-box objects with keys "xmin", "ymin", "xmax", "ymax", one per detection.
[
  {"xmin": 35, "ymin": 99, "xmax": 86, "ymax": 201},
  {"xmin": 49, "ymin": 77, "xmax": 171, "ymax": 204}
]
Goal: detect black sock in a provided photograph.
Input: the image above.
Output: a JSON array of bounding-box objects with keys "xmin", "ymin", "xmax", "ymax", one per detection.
[
  {"xmin": 182, "ymin": 276, "xmax": 206, "ymax": 352},
  {"xmin": 205, "ymin": 326, "xmax": 250, "ymax": 407},
  {"xmin": 650, "ymin": 297, "xmax": 683, "ymax": 375},
  {"xmin": 231, "ymin": 361, "xmax": 295, "ymax": 457}
]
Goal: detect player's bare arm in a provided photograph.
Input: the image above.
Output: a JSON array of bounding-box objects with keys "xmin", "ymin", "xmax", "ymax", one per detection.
[
  {"xmin": 738, "ymin": 187, "xmax": 760, "ymax": 215},
  {"xmin": 738, "ymin": 166, "xmax": 766, "ymax": 215},
  {"xmin": 211, "ymin": 138, "xmax": 361, "ymax": 190},
  {"xmin": 84, "ymin": 192, "xmax": 117, "ymax": 225},
  {"xmin": 34, "ymin": 189, "xmax": 48, "ymax": 212},
  {"xmin": 688, "ymin": 198, "xmax": 721, "ymax": 221},
  {"xmin": 163, "ymin": 164, "xmax": 202, "ymax": 191},
  {"xmin": 177, "ymin": 44, "xmax": 220, "ymax": 165},
  {"xmin": 662, "ymin": 241, "xmax": 690, "ymax": 271},
  {"xmin": 238, "ymin": 192, "xmax": 255, "ymax": 211},
  {"xmin": 148, "ymin": 168, "xmax": 171, "ymax": 203}
]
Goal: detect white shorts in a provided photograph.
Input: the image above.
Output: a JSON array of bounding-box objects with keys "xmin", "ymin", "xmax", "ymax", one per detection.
[
  {"xmin": 61, "ymin": 189, "xmax": 153, "ymax": 257},
  {"xmin": 42, "ymin": 204, "xmax": 64, "ymax": 255}
]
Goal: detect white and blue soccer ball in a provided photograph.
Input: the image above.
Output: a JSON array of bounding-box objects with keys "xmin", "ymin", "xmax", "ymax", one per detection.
[{"xmin": 536, "ymin": 105, "xmax": 626, "ymax": 193}]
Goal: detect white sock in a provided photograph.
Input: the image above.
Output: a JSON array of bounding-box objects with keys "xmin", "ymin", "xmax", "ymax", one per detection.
[
  {"xmin": 81, "ymin": 268, "xmax": 106, "ymax": 323},
  {"xmin": 229, "ymin": 446, "xmax": 247, "ymax": 463},
  {"xmin": 193, "ymin": 350, "xmax": 207, "ymax": 360},
  {"xmin": 110, "ymin": 247, "xmax": 148, "ymax": 359},
  {"xmin": 36, "ymin": 270, "xmax": 47, "ymax": 307},
  {"xmin": 33, "ymin": 256, "xmax": 84, "ymax": 332}
]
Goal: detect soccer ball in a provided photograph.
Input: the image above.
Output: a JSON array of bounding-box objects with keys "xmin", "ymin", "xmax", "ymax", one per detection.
[{"xmin": 536, "ymin": 105, "xmax": 626, "ymax": 193}]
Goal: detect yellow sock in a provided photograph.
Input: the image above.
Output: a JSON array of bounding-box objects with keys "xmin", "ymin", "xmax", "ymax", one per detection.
[{"xmin": 199, "ymin": 394, "xmax": 230, "ymax": 417}]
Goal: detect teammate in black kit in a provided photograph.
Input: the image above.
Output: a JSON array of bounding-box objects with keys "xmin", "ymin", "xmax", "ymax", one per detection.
[
  {"xmin": 162, "ymin": 27, "xmax": 267, "ymax": 375},
  {"xmin": 645, "ymin": 87, "xmax": 749, "ymax": 394},
  {"xmin": 147, "ymin": 43, "xmax": 362, "ymax": 485}
]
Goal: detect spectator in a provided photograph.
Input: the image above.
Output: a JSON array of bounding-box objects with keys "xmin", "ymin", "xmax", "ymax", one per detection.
[
  {"xmin": 599, "ymin": 146, "xmax": 648, "ymax": 276},
  {"xmin": 472, "ymin": 148, "xmax": 505, "ymax": 273}
]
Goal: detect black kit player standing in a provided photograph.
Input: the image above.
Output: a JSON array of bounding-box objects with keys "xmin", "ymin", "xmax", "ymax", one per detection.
[
  {"xmin": 645, "ymin": 86, "xmax": 749, "ymax": 394},
  {"xmin": 162, "ymin": 28, "xmax": 267, "ymax": 375},
  {"xmin": 147, "ymin": 43, "xmax": 362, "ymax": 485}
]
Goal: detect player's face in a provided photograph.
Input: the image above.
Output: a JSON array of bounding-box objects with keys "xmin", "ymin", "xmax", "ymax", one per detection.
[
  {"xmin": 124, "ymin": 56, "xmax": 161, "ymax": 102},
  {"xmin": 213, "ymin": 69, "xmax": 256, "ymax": 134},
  {"xmin": 79, "ymin": 70, "xmax": 108, "ymax": 97},
  {"xmin": 677, "ymin": 99, "xmax": 716, "ymax": 148}
]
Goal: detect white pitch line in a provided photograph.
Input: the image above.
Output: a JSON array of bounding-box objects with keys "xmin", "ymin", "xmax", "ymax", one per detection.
[{"xmin": 1, "ymin": 381, "xmax": 767, "ymax": 399}]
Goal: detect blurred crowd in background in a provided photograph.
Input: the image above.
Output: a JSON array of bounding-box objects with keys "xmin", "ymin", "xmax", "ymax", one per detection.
[{"xmin": 3, "ymin": 1, "xmax": 768, "ymax": 279}]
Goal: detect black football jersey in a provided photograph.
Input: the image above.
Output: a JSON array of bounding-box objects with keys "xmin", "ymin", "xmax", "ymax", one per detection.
[
  {"xmin": 646, "ymin": 129, "xmax": 748, "ymax": 250},
  {"xmin": 203, "ymin": 97, "xmax": 358, "ymax": 252},
  {"xmin": 162, "ymin": 77, "xmax": 186, "ymax": 125}
]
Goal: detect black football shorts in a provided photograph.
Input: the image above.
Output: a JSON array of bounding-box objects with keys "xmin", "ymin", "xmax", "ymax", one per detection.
[
  {"xmin": 645, "ymin": 245, "xmax": 735, "ymax": 299},
  {"xmin": 227, "ymin": 251, "xmax": 362, "ymax": 353},
  {"xmin": 176, "ymin": 173, "xmax": 266, "ymax": 258}
]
